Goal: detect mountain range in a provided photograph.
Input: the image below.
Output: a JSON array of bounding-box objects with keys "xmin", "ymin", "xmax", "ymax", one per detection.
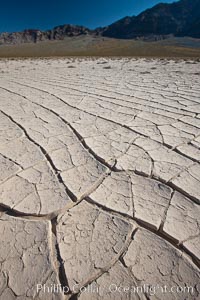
[
  {"xmin": 0, "ymin": 0, "xmax": 199, "ymax": 45},
  {"xmin": 103, "ymin": 0, "xmax": 200, "ymax": 38}
]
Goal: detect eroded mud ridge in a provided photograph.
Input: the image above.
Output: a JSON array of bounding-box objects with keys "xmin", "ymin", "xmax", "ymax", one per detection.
[{"xmin": 0, "ymin": 58, "xmax": 200, "ymax": 299}]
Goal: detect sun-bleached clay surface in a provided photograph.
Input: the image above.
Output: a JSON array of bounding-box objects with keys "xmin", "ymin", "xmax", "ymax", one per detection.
[{"xmin": 0, "ymin": 58, "xmax": 200, "ymax": 299}]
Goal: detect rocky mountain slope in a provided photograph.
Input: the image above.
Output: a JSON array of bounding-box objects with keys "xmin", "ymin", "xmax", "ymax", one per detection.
[
  {"xmin": 0, "ymin": 25, "xmax": 92, "ymax": 45},
  {"xmin": 0, "ymin": 0, "xmax": 199, "ymax": 45},
  {"xmin": 102, "ymin": 0, "xmax": 200, "ymax": 38}
]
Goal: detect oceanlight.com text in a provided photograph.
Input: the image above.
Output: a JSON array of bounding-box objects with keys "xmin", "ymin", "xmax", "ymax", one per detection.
[{"xmin": 37, "ymin": 283, "xmax": 195, "ymax": 296}]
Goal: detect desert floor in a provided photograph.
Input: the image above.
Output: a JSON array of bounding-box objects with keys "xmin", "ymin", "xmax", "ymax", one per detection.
[
  {"xmin": 0, "ymin": 58, "xmax": 200, "ymax": 299},
  {"xmin": 0, "ymin": 36, "xmax": 200, "ymax": 58}
]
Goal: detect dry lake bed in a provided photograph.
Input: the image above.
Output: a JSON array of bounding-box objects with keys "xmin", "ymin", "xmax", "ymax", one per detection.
[{"xmin": 0, "ymin": 58, "xmax": 200, "ymax": 299}]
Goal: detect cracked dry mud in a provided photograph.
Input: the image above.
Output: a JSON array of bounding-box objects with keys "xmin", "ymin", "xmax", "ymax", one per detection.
[{"xmin": 0, "ymin": 58, "xmax": 200, "ymax": 300}]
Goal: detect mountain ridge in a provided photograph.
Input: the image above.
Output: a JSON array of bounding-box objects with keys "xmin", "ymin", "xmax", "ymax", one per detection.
[
  {"xmin": 0, "ymin": 0, "xmax": 199, "ymax": 45},
  {"xmin": 102, "ymin": 0, "xmax": 200, "ymax": 38}
]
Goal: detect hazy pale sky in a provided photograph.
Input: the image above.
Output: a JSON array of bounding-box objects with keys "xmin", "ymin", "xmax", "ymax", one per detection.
[{"xmin": 0, "ymin": 0, "xmax": 177, "ymax": 32}]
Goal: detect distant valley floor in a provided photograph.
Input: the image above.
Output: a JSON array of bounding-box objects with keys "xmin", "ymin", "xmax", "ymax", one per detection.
[{"xmin": 0, "ymin": 36, "xmax": 200, "ymax": 58}]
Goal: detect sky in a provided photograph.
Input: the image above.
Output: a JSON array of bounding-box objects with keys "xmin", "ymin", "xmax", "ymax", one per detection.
[{"xmin": 0, "ymin": 0, "xmax": 177, "ymax": 33}]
